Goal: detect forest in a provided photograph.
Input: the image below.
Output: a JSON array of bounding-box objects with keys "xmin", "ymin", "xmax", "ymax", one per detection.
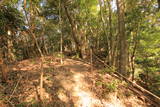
[{"xmin": 0, "ymin": 0, "xmax": 160, "ymax": 107}]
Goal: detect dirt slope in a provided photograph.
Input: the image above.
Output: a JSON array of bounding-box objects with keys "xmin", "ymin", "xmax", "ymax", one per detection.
[{"xmin": 0, "ymin": 56, "xmax": 148, "ymax": 107}]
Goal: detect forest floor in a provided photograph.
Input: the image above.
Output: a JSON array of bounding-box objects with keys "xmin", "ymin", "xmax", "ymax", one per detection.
[{"xmin": 0, "ymin": 56, "xmax": 150, "ymax": 107}]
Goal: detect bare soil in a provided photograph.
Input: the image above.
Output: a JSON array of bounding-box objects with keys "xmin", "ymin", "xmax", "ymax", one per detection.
[{"xmin": 0, "ymin": 56, "xmax": 148, "ymax": 107}]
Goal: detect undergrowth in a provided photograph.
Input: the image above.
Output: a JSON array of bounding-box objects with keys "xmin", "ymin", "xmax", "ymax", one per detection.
[
  {"xmin": 100, "ymin": 66, "xmax": 116, "ymax": 74},
  {"xmin": 96, "ymin": 79, "xmax": 120, "ymax": 93}
]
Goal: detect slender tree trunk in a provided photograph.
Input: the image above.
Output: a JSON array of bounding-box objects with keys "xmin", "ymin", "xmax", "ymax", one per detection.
[
  {"xmin": 24, "ymin": 34, "xmax": 30, "ymax": 58},
  {"xmin": 90, "ymin": 48, "xmax": 93, "ymax": 71},
  {"xmin": 98, "ymin": 0, "xmax": 110, "ymax": 63},
  {"xmin": 23, "ymin": 0, "xmax": 44, "ymax": 102},
  {"xmin": 63, "ymin": 3, "xmax": 83, "ymax": 58},
  {"xmin": 158, "ymin": 0, "xmax": 160, "ymax": 9},
  {"xmin": 116, "ymin": 0, "xmax": 127, "ymax": 75},
  {"xmin": 59, "ymin": 1, "xmax": 63, "ymax": 64},
  {"xmin": 42, "ymin": 36, "xmax": 48, "ymax": 55},
  {"xmin": 7, "ymin": 38, "xmax": 15, "ymax": 62},
  {"xmin": 29, "ymin": 29, "xmax": 44, "ymax": 101},
  {"xmin": 106, "ymin": 0, "xmax": 115, "ymax": 66},
  {"xmin": 0, "ymin": 49, "xmax": 8, "ymax": 83},
  {"xmin": 130, "ymin": 24, "xmax": 139, "ymax": 80},
  {"xmin": 131, "ymin": 43, "xmax": 136, "ymax": 80}
]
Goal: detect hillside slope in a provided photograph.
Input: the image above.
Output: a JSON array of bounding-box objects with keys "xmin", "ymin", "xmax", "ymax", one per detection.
[{"xmin": 0, "ymin": 56, "xmax": 149, "ymax": 107}]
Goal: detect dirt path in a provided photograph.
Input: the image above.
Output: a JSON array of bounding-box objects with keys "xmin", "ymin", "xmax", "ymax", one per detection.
[
  {"xmin": 1, "ymin": 57, "xmax": 147, "ymax": 107},
  {"xmin": 57, "ymin": 59, "xmax": 106, "ymax": 107},
  {"xmin": 40, "ymin": 58, "xmax": 138, "ymax": 107}
]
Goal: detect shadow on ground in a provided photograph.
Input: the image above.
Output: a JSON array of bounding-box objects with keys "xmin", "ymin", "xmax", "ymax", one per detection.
[
  {"xmin": 0, "ymin": 57, "xmax": 77, "ymax": 107},
  {"xmin": 0, "ymin": 57, "xmax": 148, "ymax": 107}
]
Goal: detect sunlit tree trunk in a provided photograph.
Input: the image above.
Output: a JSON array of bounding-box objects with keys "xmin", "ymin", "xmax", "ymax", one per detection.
[
  {"xmin": 7, "ymin": 38, "xmax": 15, "ymax": 62},
  {"xmin": 130, "ymin": 24, "xmax": 139, "ymax": 80},
  {"xmin": 106, "ymin": 0, "xmax": 117, "ymax": 66},
  {"xmin": 0, "ymin": 49, "xmax": 8, "ymax": 83},
  {"xmin": 23, "ymin": 0, "xmax": 44, "ymax": 102},
  {"xmin": 59, "ymin": 0, "xmax": 63, "ymax": 64},
  {"xmin": 98, "ymin": 0, "xmax": 110, "ymax": 63},
  {"xmin": 116, "ymin": 0, "xmax": 127, "ymax": 75}
]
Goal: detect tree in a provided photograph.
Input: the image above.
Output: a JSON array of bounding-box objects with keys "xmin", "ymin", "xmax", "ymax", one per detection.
[
  {"xmin": 116, "ymin": 0, "xmax": 127, "ymax": 75},
  {"xmin": 158, "ymin": 0, "xmax": 160, "ymax": 9},
  {"xmin": 63, "ymin": 2, "xmax": 83, "ymax": 58}
]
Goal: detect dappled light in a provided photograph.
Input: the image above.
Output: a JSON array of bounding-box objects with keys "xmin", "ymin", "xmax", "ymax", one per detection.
[
  {"xmin": 0, "ymin": 56, "xmax": 148, "ymax": 106},
  {"xmin": 0, "ymin": 0, "xmax": 160, "ymax": 106}
]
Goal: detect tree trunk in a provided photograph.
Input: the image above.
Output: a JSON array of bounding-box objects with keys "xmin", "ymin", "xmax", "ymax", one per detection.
[
  {"xmin": 59, "ymin": 1, "xmax": 63, "ymax": 64},
  {"xmin": 63, "ymin": 3, "xmax": 83, "ymax": 58},
  {"xmin": 158, "ymin": 0, "xmax": 160, "ymax": 9},
  {"xmin": 7, "ymin": 38, "xmax": 15, "ymax": 62},
  {"xmin": 106, "ymin": 0, "xmax": 115, "ymax": 66},
  {"xmin": 0, "ymin": 50, "xmax": 8, "ymax": 83},
  {"xmin": 98, "ymin": 0, "xmax": 110, "ymax": 63},
  {"xmin": 23, "ymin": 0, "xmax": 44, "ymax": 102},
  {"xmin": 116, "ymin": 0, "xmax": 127, "ymax": 75},
  {"xmin": 130, "ymin": 24, "xmax": 139, "ymax": 80}
]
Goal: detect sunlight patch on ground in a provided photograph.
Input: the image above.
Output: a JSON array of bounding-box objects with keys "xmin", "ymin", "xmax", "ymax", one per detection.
[
  {"xmin": 58, "ymin": 91, "xmax": 69, "ymax": 103},
  {"xmin": 7, "ymin": 57, "xmax": 147, "ymax": 107},
  {"xmin": 102, "ymin": 93, "xmax": 125, "ymax": 107},
  {"xmin": 24, "ymin": 86, "xmax": 51, "ymax": 103},
  {"xmin": 72, "ymin": 72, "xmax": 104, "ymax": 107}
]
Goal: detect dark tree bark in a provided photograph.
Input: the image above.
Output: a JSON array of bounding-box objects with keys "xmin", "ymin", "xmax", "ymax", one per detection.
[
  {"xmin": 0, "ymin": 50, "xmax": 8, "ymax": 83},
  {"xmin": 158, "ymin": 0, "xmax": 160, "ymax": 9},
  {"xmin": 63, "ymin": 3, "xmax": 83, "ymax": 58}
]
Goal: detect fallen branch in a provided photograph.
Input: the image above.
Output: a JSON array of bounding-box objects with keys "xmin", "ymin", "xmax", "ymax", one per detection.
[
  {"xmin": 4, "ymin": 98, "xmax": 15, "ymax": 107},
  {"xmin": 92, "ymin": 53, "xmax": 160, "ymax": 106},
  {"xmin": 8, "ymin": 75, "xmax": 22, "ymax": 101}
]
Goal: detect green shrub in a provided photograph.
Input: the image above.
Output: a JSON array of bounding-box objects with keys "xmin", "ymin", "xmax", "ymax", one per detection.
[
  {"xmin": 100, "ymin": 66, "xmax": 116, "ymax": 74},
  {"xmin": 104, "ymin": 80, "xmax": 119, "ymax": 93}
]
